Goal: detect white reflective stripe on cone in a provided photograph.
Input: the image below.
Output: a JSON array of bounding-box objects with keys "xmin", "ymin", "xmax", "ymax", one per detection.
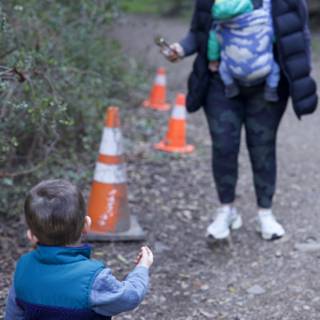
[
  {"xmin": 98, "ymin": 189, "xmax": 118, "ymax": 226},
  {"xmin": 155, "ymin": 75, "xmax": 166, "ymax": 86},
  {"xmin": 94, "ymin": 162, "xmax": 127, "ymax": 184},
  {"xmin": 171, "ymin": 106, "xmax": 186, "ymax": 120},
  {"xmin": 99, "ymin": 128, "xmax": 124, "ymax": 156}
]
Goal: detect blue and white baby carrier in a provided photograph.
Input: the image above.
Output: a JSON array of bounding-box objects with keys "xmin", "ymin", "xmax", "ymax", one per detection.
[{"xmin": 217, "ymin": 0, "xmax": 278, "ymax": 85}]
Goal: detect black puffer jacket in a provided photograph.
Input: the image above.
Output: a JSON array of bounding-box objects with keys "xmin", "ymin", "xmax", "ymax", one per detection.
[{"xmin": 185, "ymin": 0, "xmax": 318, "ymax": 118}]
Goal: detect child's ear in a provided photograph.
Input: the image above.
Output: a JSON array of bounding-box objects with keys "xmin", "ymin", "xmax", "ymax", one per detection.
[
  {"xmin": 83, "ymin": 216, "xmax": 92, "ymax": 233},
  {"xmin": 27, "ymin": 230, "xmax": 38, "ymax": 244}
]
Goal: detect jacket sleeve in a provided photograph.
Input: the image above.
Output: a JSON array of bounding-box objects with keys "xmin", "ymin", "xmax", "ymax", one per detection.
[
  {"xmin": 179, "ymin": 2, "xmax": 199, "ymax": 57},
  {"xmin": 90, "ymin": 266, "xmax": 149, "ymax": 317},
  {"xmin": 4, "ymin": 285, "xmax": 25, "ymax": 320},
  {"xmin": 208, "ymin": 30, "xmax": 221, "ymax": 61},
  {"xmin": 180, "ymin": 32, "xmax": 198, "ymax": 57}
]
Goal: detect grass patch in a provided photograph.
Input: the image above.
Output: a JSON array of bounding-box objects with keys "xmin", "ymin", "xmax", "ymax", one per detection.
[
  {"xmin": 119, "ymin": 0, "xmax": 159, "ymax": 14},
  {"xmin": 119, "ymin": 0, "xmax": 192, "ymax": 17}
]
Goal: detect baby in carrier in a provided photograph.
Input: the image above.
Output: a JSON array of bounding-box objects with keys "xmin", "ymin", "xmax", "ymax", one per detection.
[{"xmin": 208, "ymin": 0, "xmax": 280, "ymax": 102}]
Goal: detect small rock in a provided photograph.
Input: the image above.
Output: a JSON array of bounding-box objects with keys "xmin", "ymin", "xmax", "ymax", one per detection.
[
  {"xmin": 228, "ymin": 286, "xmax": 237, "ymax": 294},
  {"xmin": 246, "ymin": 285, "xmax": 266, "ymax": 295},
  {"xmin": 294, "ymin": 242, "xmax": 320, "ymax": 252},
  {"xmin": 199, "ymin": 309, "xmax": 215, "ymax": 318},
  {"xmin": 201, "ymin": 284, "xmax": 210, "ymax": 291},
  {"xmin": 180, "ymin": 281, "xmax": 188, "ymax": 290},
  {"xmin": 183, "ymin": 210, "xmax": 193, "ymax": 220},
  {"xmin": 179, "ymin": 273, "xmax": 190, "ymax": 279},
  {"xmin": 306, "ymin": 236, "xmax": 318, "ymax": 243},
  {"xmin": 275, "ymin": 250, "xmax": 282, "ymax": 258},
  {"xmin": 117, "ymin": 254, "xmax": 129, "ymax": 265}
]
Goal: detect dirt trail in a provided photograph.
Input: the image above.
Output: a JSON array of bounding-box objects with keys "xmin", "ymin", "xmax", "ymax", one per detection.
[
  {"xmin": 112, "ymin": 14, "xmax": 320, "ymax": 320},
  {"xmin": 1, "ymin": 14, "xmax": 320, "ymax": 320}
]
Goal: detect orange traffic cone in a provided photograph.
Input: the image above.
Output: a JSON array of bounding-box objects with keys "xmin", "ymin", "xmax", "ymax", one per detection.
[
  {"xmin": 143, "ymin": 67, "xmax": 170, "ymax": 111},
  {"xmin": 154, "ymin": 93, "xmax": 194, "ymax": 154},
  {"xmin": 87, "ymin": 107, "xmax": 145, "ymax": 241}
]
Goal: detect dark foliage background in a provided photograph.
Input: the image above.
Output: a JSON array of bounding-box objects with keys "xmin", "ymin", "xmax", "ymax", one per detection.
[
  {"xmin": 1, "ymin": 0, "xmax": 317, "ymax": 216},
  {"xmin": 0, "ymin": 0, "xmax": 147, "ymax": 215}
]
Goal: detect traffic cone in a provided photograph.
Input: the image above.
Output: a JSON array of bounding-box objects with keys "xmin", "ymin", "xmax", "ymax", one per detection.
[
  {"xmin": 154, "ymin": 93, "xmax": 194, "ymax": 154},
  {"xmin": 143, "ymin": 67, "xmax": 170, "ymax": 111},
  {"xmin": 87, "ymin": 107, "xmax": 145, "ymax": 241}
]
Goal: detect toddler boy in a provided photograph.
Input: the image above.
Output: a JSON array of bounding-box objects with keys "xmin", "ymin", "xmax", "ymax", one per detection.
[{"xmin": 5, "ymin": 179, "xmax": 153, "ymax": 320}]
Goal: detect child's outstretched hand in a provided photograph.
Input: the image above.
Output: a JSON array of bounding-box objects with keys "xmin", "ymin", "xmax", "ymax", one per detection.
[{"xmin": 135, "ymin": 246, "xmax": 154, "ymax": 268}]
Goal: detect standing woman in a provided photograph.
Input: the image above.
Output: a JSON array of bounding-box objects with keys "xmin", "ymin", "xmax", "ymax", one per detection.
[{"xmin": 165, "ymin": 0, "xmax": 318, "ymax": 240}]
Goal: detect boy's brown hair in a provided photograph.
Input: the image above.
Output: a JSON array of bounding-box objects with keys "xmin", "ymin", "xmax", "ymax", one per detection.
[{"xmin": 24, "ymin": 179, "xmax": 86, "ymax": 246}]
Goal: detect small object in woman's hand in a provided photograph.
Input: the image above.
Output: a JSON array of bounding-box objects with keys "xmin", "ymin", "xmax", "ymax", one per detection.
[
  {"xmin": 154, "ymin": 35, "xmax": 171, "ymax": 51},
  {"xmin": 154, "ymin": 35, "xmax": 182, "ymax": 62},
  {"xmin": 154, "ymin": 35, "xmax": 175, "ymax": 56}
]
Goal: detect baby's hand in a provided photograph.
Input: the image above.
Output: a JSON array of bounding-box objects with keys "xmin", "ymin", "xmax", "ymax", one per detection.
[
  {"xmin": 209, "ymin": 61, "xmax": 220, "ymax": 72},
  {"xmin": 135, "ymin": 246, "xmax": 154, "ymax": 268}
]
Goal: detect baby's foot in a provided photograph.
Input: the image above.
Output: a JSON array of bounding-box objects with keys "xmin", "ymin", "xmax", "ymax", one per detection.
[
  {"xmin": 265, "ymin": 86, "xmax": 279, "ymax": 102},
  {"xmin": 225, "ymin": 83, "xmax": 240, "ymax": 98}
]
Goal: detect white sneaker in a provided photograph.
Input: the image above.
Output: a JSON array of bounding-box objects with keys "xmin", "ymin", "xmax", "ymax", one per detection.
[
  {"xmin": 257, "ymin": 209, "xmax": 285, "ymax": 240},
  {"xmin": 206, "ymin": 206, "xmax": 242, "ymax": 240}
]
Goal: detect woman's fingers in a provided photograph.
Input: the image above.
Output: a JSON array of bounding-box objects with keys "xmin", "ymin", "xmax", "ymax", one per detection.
[
  {"xmin": 161, "ymin": 48, "xmax": 178, "ymax": 62},
  {"xmin": 160, "ymin": 42, "xmax": 184, "ymax": 62}
]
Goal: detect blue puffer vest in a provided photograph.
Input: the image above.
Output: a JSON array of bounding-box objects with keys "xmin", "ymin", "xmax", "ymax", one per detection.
[
  {"xmin": 14, "ymin": 245, "xmax": 109, "ymax": 320},
  {"xmin": 187, "ymin": 0, "xmax": 318, "ymax": 118}
]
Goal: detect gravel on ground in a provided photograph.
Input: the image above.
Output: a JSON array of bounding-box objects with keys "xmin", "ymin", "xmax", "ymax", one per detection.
[{"xmin": 1, "ymin": 14, "xmax": 320, "ymax": 320}]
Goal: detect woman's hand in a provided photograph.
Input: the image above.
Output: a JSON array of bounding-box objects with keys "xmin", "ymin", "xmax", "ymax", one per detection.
[{"xmin": 161, "ymin": 43, "xmax": 185, "ymax": 63}]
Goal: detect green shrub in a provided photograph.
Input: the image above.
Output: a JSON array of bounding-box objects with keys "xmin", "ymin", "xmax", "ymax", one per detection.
[
  {"xmin": 0, "ymin": 1, "xmax": 145, "ymax": 215},
  {"xmin": 119, "ymin": 0, "xmax": 192, "ymax": 16}
]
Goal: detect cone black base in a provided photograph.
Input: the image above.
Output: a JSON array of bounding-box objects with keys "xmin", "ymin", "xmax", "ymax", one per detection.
[{"xmin": 87, "ymin": 215, "xmax": 146, "ymax": 242}]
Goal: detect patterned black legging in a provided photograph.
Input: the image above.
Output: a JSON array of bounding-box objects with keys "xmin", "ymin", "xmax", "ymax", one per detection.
[{"xmin": 204, "ymin": 74, "xmax": 288, "ymax": 208}]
